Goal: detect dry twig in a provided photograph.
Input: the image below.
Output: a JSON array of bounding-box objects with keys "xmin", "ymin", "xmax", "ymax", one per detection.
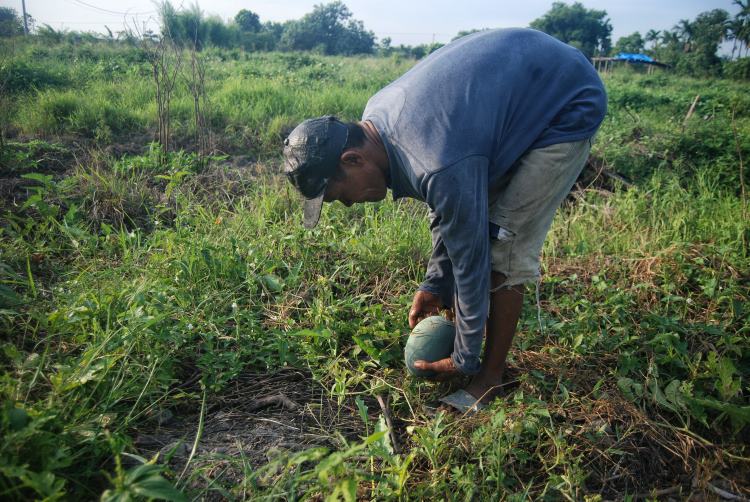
[
  {"xmin": 246, "ymin": 393, "xmax": 299, "ymax": 412},
  {"xmin": 376, "ymin": 394, "xmax": 401, "ymax": 454},
  {"xmin": 683, "ymin": 94, "xmax": 701, "ymax": 125}
]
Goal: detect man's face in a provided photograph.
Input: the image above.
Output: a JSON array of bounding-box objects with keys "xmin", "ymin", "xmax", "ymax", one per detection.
[{"xmin": 323, "ymin": 150, "xmax": 387, "ymax": 207}]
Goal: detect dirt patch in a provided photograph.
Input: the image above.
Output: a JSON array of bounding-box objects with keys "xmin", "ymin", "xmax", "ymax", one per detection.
[{"xmin": 133, "ymin": 369, "xmax": 367, "ymax": 485}]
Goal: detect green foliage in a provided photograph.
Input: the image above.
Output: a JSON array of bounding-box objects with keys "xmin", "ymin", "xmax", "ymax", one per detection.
[
  {"xmin": 675, "ymin": 10, "xmax": 730, "ymax": 77},
  {"xmin": 648, "ymin": 8, "xmax": 737, "ymax": 77},
  {"xmin": 0, "ymin": 7, "xmax": 23, "ymax": 38},
  {"xmin": 452, "ymin": 28, "xmax": 489, "ymax": 42},
  {"xmin": 0, "ymin": 46, "xmax": 749, "ymax": 500},
  {"xmin": 0, "ymin": 57, "xmax": 70, "ymax": 93},
  {"xmin": 279, "ymin": 1, "xmax": 375, "ymax": 55},
  {"xmin": 529, "ymin": 1, "xmax": 613, "ymax": 57},
  {"xmin": 17, "ymin": 85, "xmax": 145, "ymax": 139},
  {"xmin": 725, "ymin": 57, "xmax": 750, "ymax": 80},
  {"xmin": 102, "ymin": 452, "xmax": 186, "ymax": 502},
  {"xmin": 157, "ymin": 1, "xmax": 374, "ymax": 55},
  {"xmin": 613, "ymin": 31, "xmax": 645, "ymax": 54},
  {"xmin": 159, "ymin": 1, "xmax": 238, "ymax": 50},
  {"xmin": 234, "ymin": 9, "xmax": 261, "ymax": 33}
]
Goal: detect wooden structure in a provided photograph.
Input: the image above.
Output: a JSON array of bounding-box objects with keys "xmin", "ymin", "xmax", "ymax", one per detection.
[{"xmin": 593, "ymin": 55, "xmax": 669, "ymax": 74}]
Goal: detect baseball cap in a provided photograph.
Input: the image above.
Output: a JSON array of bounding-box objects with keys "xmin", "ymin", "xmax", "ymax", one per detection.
[{"xmin": 283, "ymin": 116, "xmax": 348, "ymax": 228}]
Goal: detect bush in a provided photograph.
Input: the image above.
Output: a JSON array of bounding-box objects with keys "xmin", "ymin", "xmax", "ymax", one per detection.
[
  {"xmin": 724, "ymin": 58, "xmax": 750, "ymax": 81},
  {"xmin": 19, "ymin": 90, "xmax": 82, "ymax": 134},
  {"xmin": 0, "ymin": 58, "xmax": 70, "ymax": 93}
]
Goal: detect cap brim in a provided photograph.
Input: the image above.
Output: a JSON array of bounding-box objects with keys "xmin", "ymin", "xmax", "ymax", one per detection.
[{"xmin": 303, "ymin": 193, "xmax": 325, "ymax": 229}]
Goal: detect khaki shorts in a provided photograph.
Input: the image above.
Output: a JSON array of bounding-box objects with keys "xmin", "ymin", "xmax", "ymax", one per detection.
[{"xmin": 488, "ymin": 138, "xmax": 592, "ymax": 286}]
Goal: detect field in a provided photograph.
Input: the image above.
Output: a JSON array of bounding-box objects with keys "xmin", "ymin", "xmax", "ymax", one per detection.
[{"xmin": 1, "ymin": 38, "xmax": 749, "ymax": 500}]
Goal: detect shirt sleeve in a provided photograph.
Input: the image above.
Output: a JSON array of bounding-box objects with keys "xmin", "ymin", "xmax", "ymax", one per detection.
[
  {"xmin": 422, "ymin": 156, "xmax": 490, "ymax": 375},
  {"xmin": 417, "ymin": 209, "xmax": 455, "ymax": 308}
]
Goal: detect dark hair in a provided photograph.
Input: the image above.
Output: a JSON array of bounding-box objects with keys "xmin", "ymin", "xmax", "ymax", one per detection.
[{"xmin": 331, "ymin": 121, "xmax": 366, "ymax": 181}]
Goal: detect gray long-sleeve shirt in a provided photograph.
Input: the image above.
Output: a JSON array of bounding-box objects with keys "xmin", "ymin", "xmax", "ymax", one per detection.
[{"xmin": 362, "ymin": 28, "xmax": 607, "ymax": 374}]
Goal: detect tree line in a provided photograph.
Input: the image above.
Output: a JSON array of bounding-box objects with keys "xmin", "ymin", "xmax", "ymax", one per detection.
[{"xmin": 1, "ymin": 1, "xmax": 749, "ymax": 78}]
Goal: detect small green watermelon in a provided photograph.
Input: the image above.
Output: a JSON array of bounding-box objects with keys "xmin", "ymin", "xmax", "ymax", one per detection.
[{"xmin": 404, "ymin": 316, "xmax": 455, "ymax": 377}]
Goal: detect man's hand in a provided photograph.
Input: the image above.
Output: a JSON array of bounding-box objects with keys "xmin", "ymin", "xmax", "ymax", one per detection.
[{"xmin": 408, "ymin": 290, "xmax": 444, "ymax": 328}]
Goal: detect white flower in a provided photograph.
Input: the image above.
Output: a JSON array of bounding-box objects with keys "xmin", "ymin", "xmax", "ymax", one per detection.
[
  {"xmin": 231, "ymin": 302, "xmax": 238, "ymax": 311},
  {"xmin": 187, "ymin": 323, "xmax": 193, "ymax": 330}
]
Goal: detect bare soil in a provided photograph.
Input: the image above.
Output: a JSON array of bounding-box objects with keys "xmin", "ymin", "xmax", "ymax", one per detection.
[{"xmin": 133, "ymin": 369, "xmax": 369, "ymax": 488}]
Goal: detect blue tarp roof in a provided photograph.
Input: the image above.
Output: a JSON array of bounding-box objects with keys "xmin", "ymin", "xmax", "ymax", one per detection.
[{"xmin": 615, "ymin": 53, "xmax": 655, "ymax": 63}]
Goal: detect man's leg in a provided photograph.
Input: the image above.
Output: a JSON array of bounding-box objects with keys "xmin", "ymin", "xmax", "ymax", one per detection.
[
  {"xmin": 417, "ymin": 139, "xmax": 593, "ymax": 396},
  {"xmin": 464, "ymin": 271, "xmax": 523, "ymax": 402}
]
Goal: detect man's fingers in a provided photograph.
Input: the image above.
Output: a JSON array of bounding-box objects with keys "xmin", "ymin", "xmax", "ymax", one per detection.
[
  {"xmin": 408, "ymin": 300, "xmax": 427, "ymax": 329},
  {"xmin": 408, "ymin": 309, "xmax": 420, "ymax": 329}
]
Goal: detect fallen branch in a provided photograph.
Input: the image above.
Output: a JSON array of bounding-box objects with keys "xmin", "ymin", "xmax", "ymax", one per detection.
[
  {"xmin": 635, "ymin": 485, "xmax": 682, "ymax": 499},
  {"xmin": 600, "ymin": 168, "xmax": 634, "ymax": 187},
  {"xmin": 376, "ymin": 394, "xmax": 401, "ymax": 454},
  {"xmin": 683, "ymin": 94, "xmax": 700, "ymax": 125},
  {"xmin": 246, "ymin": 393, "xmax": 299, "ymax": 412},
  {"xmin": 708, "ymin": 483, "xmax": 749, "ymax": 502}
]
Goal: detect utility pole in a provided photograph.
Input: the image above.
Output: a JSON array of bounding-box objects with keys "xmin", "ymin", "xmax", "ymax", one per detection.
[{"xmin": 21, "ymin": 0, "xmax": 29, "ymax": 35}]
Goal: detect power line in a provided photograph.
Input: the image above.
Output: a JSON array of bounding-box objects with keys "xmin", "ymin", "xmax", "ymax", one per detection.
[
  {"xmin": 65, "ymin": 0, "xmax": 155, "ymax": 17},
  {"xmin": 43, "ymin": 20, "xmax": 156, "ymax": 25}
]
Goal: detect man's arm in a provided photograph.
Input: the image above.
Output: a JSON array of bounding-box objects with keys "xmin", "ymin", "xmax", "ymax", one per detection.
[
  {"xmin": 408, "ymin": 212, "xmax": 455, "ymax": 328},
  {"xmin": 418, "ymin": 210, "xmax": 455, "ymax": 307},
  {"xmin": 422, "ymin": 156, "xmax": 490, "ymax": 375}
]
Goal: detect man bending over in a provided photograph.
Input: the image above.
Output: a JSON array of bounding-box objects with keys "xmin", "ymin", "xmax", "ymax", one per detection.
[{"xmin": 282, "ymin": 28, "xmax": 607, "ymax": 410}]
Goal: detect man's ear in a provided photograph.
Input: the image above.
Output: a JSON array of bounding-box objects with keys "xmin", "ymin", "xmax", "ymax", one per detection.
[{"xmin": 340, "ymin": 150, "xmax": 364, "ymax": 167}]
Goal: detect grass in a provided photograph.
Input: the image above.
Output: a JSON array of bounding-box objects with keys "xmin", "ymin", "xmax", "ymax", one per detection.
[{"xmin": 0, "ymin": 37, "xmax": 749, "ymax": 500}]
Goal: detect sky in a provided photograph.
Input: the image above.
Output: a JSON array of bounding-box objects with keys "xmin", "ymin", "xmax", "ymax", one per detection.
[{"xmin": 1, "ymin": 0, "xmax": 742, "ymax": 47}]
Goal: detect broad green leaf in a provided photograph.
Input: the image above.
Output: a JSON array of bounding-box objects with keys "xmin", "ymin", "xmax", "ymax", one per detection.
[
  {"xmin": 355, "ymin": 396, "xmax": 369, "ymax": 428},
  {"xmin": 130, "ymin": 475, "xmax": 187, "ymax": 502},
  {"xmin": 375, "ymin": 414, "xmax": 394, "ymax": 454}
]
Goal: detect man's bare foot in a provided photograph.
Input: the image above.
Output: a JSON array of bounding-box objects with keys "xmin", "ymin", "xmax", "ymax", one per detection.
[
  {"xmin": 463, "ymin": 374, "xmax": 505, "ymax": 404},
  {"xmin": 413, "ymin": 357, "xmax": 459, "ymax": 377}
]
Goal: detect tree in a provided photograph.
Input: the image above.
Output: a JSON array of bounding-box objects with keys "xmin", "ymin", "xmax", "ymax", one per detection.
[
  {"xmin": 160, "ymin": 1, "xmax": 206, "ymax": 48},
  {"xmin": 730, "ymin": 0, "xmax": 749, "ymax": 58},
  {"xmin": 451, "ymin": 28, "xmax": 488, "ymax": 41},
  {"xmin": 205, "ymin": 15, "xmax": 237, "ymax": 48},
  {"xmin": 235, "ymin": 9, "xmax": 261, "ymax": 33},
  {"xmin": 681, "ymin": 9, "xmax": 729, "ymax": 74},
  {"xmin": 237, "ymin": 20, "xmax": 285, "ymax": 52},
  {"xmin": 159, "ymin": 1, "xmax": 239, "ymax": 50},
  {"xmin": 279, "ymin": 2, "xmax": 374, "ymax": 55},
  {"xmin": 728, "ymin": 17, "xmax": 744, "ymax": 59},
  {"xmin": 674, "ymin": 18, "xmax": 694, "ymax": 52},
  {"xmin": 529, "ymin": 1, "xmax": 612, "ymax": 58},
  {"xmin": 652, "ymin": 9, "xmax": 730, "ymax": 75},
  {"xmin": 645, "ymin": 29, "xmax": 661, "ymax": 50},
  {"xmin": 0, "ymin": 7, "xmax": 23, "ymax": 37},
  {"xmin": 652, "ymin": 29, "xmax": 683, "ymax": 66},
  {"xmin": 613, "ymin": 31, "xmax": 645, "ymax": 54}
]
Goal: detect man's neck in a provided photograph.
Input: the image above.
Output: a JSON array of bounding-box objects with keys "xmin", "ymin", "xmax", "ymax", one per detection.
[{"xmin": 360, "ymin": 120, "xmax": 390, "ymax": 181}]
